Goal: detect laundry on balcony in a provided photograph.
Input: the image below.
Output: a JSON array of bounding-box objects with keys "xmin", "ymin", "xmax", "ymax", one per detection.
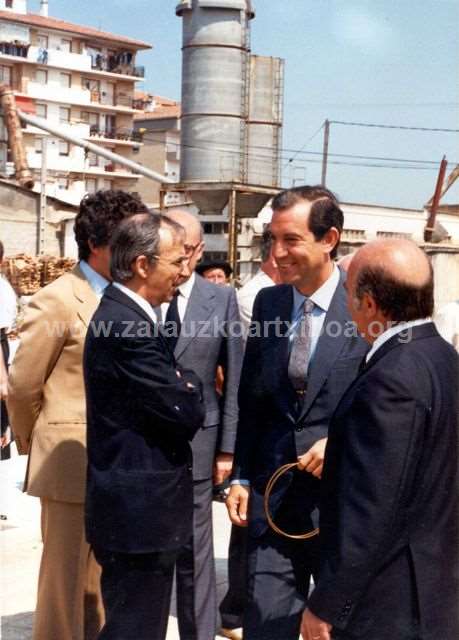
[{"xmin": 37, "ymin": 48, "xmax": 48, "ymax": 64}]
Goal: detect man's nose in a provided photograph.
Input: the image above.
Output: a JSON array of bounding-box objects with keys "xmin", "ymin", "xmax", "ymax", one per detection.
[{"xmin": 272, "ymin": 240, "xmax": 286, "ymax": 259}]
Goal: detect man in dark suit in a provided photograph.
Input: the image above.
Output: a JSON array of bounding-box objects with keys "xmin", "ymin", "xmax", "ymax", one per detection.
[
  {"xmin": 227, "ymin": 186, "xmax": 368, "ymax": 640},
  {"xmin": 163, "ymin": 209, "xmax": 244, "ymax": 640},
  {"xmin": 84, "ymin": 213, "xmax": 205, "ymax": 640},
  {"xmin": 301, "ymin": 239, "xmax": 459, "ymax": 640}
]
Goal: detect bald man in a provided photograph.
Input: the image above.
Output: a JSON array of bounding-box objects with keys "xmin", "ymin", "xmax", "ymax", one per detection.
[
  {"xmin": 162, "ymin": 210, "xmax": 244, "ymax": 640},
  {"xmin": 301, "ymin": 240, "xmax": 459, "ymax": 640}
]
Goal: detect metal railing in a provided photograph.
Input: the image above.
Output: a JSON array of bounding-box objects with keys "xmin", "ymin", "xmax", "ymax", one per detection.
[
  {"xmin": 88, "ymin": 126, "xmax": 142, "ymax": 142},
  {"xmin": 90, "ymin": 53, "xmax": 145, "ymax": 78}
]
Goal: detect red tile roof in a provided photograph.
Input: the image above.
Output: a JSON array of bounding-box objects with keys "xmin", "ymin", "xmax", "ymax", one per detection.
[
  {"xmin": 134, "ymin": 105, "xmax": 181, "ymax": 121},
  {"xmin": 0, "ymin": 10, "xmax": 151, "ymax": 50}
]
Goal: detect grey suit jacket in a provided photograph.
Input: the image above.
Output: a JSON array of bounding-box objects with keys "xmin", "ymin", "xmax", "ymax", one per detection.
[{"xmin": 174, "ymin": 275, "xmax": 244, "ymax": 480}]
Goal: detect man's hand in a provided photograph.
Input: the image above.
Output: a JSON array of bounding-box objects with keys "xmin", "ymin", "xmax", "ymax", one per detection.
[
  {"xmin": 226, "ymin": 483, "xmax": 249, "ymax": 527},
  {"xmin": 213, "ymin": 452, "xmax": 233, "ymax": 485},
  {"xmin": 297, "ymin": 437, "xmax": 327, "ymax": 479},
  {"xmin": 301, "ymin": 608, "xmax": 332, "ymax": 640},
  {"xmin": 0, "ymin": 426, "xmax": 11, "ymax": 449}
]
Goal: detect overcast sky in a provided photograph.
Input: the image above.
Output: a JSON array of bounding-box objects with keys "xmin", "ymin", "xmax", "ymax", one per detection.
[{"xmin": 29, "ymin": 0, "xmax": 459, "ymax": 209}]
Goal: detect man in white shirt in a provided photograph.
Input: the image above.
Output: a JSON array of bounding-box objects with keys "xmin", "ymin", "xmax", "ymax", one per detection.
[
  {"xmin": 237, "ymin": 226, "xmax": 280, "ymax": 332},
  {"xmin": 0, "ymin": 239, "xmax": 17, "ymax": 459},
  {"xmin": 301, "ymin": 239, "xmax": 459, "ymax": 640}
]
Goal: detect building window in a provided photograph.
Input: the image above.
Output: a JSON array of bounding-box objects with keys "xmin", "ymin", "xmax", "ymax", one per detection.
[
  {"xmin": 85, "ymin": 178, "xmax": 97, "ymax": 194},
  {"xmin": 35, "ymin": 138, "xmax": 43, "ymax": 154},
  {"xmin": 5, "ymin": 0, "xmax": 13, "ymax": 8},
  {"xmin": 36, "ymin": 103, "xmax": 47, "ymax": 118},
  {"xmin": 57, "ymin": 177, "xmax": 69, "ymax": 190},
  {"xmin": 0, "ymin": 66, "xmax": 11, "ymax": 85},
  {"xmin": 59, "ymin": 107, "xmax": 70, "ymax": 123},
  {"xmin": 203, "ymin": 222, "xmax": 229, "ymax": 235},
  {"xmin": 59, "ymin": 141, "xmax": 70, "ymax": 156},
  {"xmin": 60, "ymin": 72, "xmax": 71, "ymax": 88},
  {"xmin": 60, "ymin": 39, "xmax": 72, "ymax": 53},
  {"xmin": 37, "ymin": 34, "xmax": 48, "ymax": 49},
  {"xmin": 35, "ymin": 69, "xmax": 48, "ymax": 84},
  {"xmin": 88, "ymin": 152, "xmax": 98, "ymax": 167}
]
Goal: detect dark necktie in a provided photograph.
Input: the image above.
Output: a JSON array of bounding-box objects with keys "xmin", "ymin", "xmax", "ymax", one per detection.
[
  {"xmin": 165, "ymin": 290, "xmax": 181, "ymax": 351},
  {"xmin": 288, "ymin": 298, "xmax": 314, "ymax": 394}
]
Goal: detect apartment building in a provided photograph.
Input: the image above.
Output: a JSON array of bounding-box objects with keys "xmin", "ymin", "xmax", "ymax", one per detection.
[
  {"xmin": 133, "ymin": 93, "xmax": 183, "ymax": 208},
  {"xmin": 0, "ymin": 0, "xmax": 150, "ymax": 205}
]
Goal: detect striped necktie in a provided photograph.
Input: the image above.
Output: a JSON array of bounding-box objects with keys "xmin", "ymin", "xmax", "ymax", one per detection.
[{"xmin": 288, "ymin": 298, "xmax": 314, "ymax": 394}]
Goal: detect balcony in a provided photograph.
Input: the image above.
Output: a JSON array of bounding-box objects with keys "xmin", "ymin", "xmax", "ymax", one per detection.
[
  {"xmin": 89, "ymin": 126, "xmax": 142, "ymax": 143},
  {"xmin": 90, "ymin": 52, "xmax": 145, "ymax": 78},
  {"xmin": 0, "ymin": 41, "xmax": 29, "ymax": 58},
  {"xmin": 88, "ymin": 90, "xmax": 134, "ymax": 109}
]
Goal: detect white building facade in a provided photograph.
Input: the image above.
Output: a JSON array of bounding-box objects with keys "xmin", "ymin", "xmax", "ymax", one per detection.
[{"xmin": 0, "ymin": 1, "xmax": 150, "ymax": 205}]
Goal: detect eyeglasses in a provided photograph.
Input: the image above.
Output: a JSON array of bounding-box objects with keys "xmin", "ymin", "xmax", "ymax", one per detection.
[
  {"xmin": 151, "ymin": 254, "xmax": 188, "ymax": 268},
  {"xmin": 184, "ymin": 242, "xmax": 201, "ymax": 258}
]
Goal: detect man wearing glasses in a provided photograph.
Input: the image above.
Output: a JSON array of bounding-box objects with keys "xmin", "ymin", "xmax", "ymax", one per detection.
[{"xmin": 161, "ymin": 209, "xmax": 244, "ymax": 640}]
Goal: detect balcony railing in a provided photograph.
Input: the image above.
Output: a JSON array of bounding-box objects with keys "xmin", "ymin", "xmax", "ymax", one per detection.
[
  {"xmin": 89, "ymin": 126, "xmax": 142, "ymax": 142},
  {"xmin": 90, "ymin": 52, "xmax": 145, "ymax": 78},
  {"xmin": 88, "ymin": 90, "xmax": 133, "ymax": 109},
  {"xmin": 0, "ymin": 41, "xmax": 29, "ymax": 58}
]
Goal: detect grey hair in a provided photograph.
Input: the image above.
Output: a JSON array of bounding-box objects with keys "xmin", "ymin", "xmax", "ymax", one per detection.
[
  {"xmin": 166, "ymin": 208, "xmax": 204, "ymax": 241},
  {"xmin": 110, "ymin": 213, "xmax": 183, "ymax": 283}
]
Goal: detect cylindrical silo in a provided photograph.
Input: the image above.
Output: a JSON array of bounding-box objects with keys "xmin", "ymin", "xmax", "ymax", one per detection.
[
  {"xmin": 176, "ymin": 0, "xmax": 255, "ymax": 186},
  {"xmin": 246, "ymin": 55, "xmax": 284, "ymax": 187}
]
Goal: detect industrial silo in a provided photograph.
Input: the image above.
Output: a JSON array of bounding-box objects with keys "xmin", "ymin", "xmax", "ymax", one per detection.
[
  {"xmin": 246, "ymin": 55, "xmax": 284, "ymax": 187},
  {"xmin": 176, "ymin": 0, "xmax": 254, "ymax": 188}
]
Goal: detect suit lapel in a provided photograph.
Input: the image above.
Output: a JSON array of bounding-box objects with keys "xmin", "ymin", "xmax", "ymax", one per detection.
[
  {"xmin": 299, "ymin": 275, "xmax": 349, "ymax": 420},
  {"xmin": 174, "ymin": 275, "xmax": 216, "ymax": 359},
  {"xmin": 72, "ymin": 265, "xmax": 100, "ymax": 327}
]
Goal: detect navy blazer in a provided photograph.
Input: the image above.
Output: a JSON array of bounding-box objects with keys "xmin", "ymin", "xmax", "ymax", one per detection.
[
  {"xmin": 233, "ymin": 271, "xmax": 368, "ymax": 537},
  {"xmin": 174, "ymin": 275, "xmax": 243, "ymax": 479},
  {"xmin": 84, "ymin": 285, "xmax": 205, "ymax": 554},
  {"xmin": 308, "ymin": 323, "xmax": 459, "ymax": 639}
]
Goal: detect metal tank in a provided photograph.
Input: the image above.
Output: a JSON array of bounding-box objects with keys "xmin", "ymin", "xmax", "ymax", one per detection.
[
  {"xmin": 246, "ymin": 55, "xmax": 284, "ymax": 187},
  {"xmin": 176, "ymin": 0, "xmax": 254, "ymax": 213}
]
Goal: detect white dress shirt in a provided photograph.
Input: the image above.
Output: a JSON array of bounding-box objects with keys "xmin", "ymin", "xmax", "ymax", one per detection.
[
  {"xmin": 159, "ymin": 271, "xmax": 196, "ymax": 323},
  {"xmin": 290, "ymin": 265, "xmax": 340, "ymax": 366},
  {"xmin": 79, "ymin": 260, "xmax": 109, "ymax": 299},
  {"xmin": 365, "ymin": 318, "xmax": 432, "ymax": 363},
  {"xmin": 113, "ymin": 282, "xmax": 158, "ymax": 324}
]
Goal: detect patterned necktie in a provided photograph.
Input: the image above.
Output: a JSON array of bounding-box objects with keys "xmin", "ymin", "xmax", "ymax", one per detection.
[
  {"xmin": 165, "ymin": 290, "xmax": 181, "ymax": 351},
  {"xmin": 288, "ymin": 298, "xmax": 314, "ymax": 393}
]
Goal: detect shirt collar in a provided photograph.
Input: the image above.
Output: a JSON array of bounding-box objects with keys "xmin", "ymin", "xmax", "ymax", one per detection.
[
  {"xmin": 292, "ymin": 264, "xmax": 340, "ymax": 314},
  {"xmin": 112, "ymin": 282, "xmax": 157, "ymax": 324},
  {"xmin": 177, "ymin": 271, "xmax": 195, "ymax": 300},
  {"xmin": 365, "ymin": 318, "xmax": 431, "ymax": 362},
  {"xmin": 79, "ymin": 260, "xmax": 109, "ymax": 299}
]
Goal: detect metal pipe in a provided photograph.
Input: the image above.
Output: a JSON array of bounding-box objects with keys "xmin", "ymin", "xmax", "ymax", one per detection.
[
  {"xmin": 321, "ymin": 119, "xmax": 330, "ymax": 187},
  {"xmin": 17, "ymin": 110, "xmax": 174, "ymax": 184},
  {"xmin": 38, "ymin": 137, "xmax": 48, "ymax": 255},
  {"xmin": 424, "ymin": 156, "xmax": 447, "ymax": 243},
  {"xmin": 228, "ymin": 189, "xmax": 238, "ymax": 274},
  {"xmin": 0, "ymin": 86, "xmax": 34, "ymax": 189}
]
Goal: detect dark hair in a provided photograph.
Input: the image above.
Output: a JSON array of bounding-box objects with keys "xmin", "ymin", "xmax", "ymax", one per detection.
[
  {"xmin": 110, "ymin": 213, "xmax": 183, "ymax": 283},
  {"xmin": 355, "ymin": 264, "xmax": 434, "ymax": 321},
  {"xmin": 272, "ymin": 185, "xmax": 344, "ymax": 259},
  {"xmin": 74, "ymin": 190, "xmax": 149, "ymax": 261},
  {"xmin": 0, "ymin": 240, "xmax": 4, "ymax": 262},
  {"xmin": 260, "ymin": 225, "xmax": 272, "ymax": 263}
]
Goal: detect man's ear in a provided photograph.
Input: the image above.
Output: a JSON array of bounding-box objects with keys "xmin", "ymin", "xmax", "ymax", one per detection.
[
  {"xmin": 133, "ymin": 255, "xmax": 149, "ymax": 279},
  {"xmin": 196, "ymin": 241, "xmax": 205, "ymax": 262},
  {"xmin": 362, "ymin": 292, "xmax": 378, "ymax": 318},
  {"xmin": 322, "ymin": 227, "xmax": 340, "ymax": 255}
]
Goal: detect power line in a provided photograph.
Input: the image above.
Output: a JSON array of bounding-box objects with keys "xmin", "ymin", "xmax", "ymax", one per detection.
[
  {"xmin": 282, "ymin": 122, "xmax": 324, "ymax": 168},
  {"xmin": 330, "ymin": 120, "xmax": 459, "ymax": 133},
  {"xmin": 139, "ymin": 130, "xmax": 458, "ymax": 167}
]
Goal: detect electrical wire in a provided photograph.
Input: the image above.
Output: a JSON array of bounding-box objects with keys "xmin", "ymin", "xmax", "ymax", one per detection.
[{"xmin": 329, "ymin": 120, "xmax": 459, "ymax": 133}]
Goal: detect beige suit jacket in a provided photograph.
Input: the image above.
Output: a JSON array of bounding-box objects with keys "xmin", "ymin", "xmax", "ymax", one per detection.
[{"xmin": 7, "ymin": 265, "xmax": 99, "ymax": 503}]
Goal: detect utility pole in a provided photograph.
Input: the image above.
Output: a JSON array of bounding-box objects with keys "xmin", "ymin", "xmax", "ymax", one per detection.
[
  {"xmin": 321, "ymin": 119, "xmax": 330, "ymax": 187},
  {"xmin": 38, "ymin": 137, "xmax": 47, "ymax": 255}
]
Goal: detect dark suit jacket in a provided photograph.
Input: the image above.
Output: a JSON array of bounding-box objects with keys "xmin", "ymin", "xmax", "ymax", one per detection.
[
  {"xmin": 309, "ymin": 323, "xmax": 459, "ymax": 639},
  {"xmin": 233, "ymin": 271, "xmax": 368, "ymax": 537},
  {"xmin": 84, "ymin": 285, "xmax": 205, "ymax": 554},
  {"xmin": 174, "ymin": 275, "xmax": 243, "ymax": 479}
]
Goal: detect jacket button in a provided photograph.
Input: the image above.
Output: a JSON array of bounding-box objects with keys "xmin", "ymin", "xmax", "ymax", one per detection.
[{"xmin": 295, "ymin": 426, "xmax": 303, "ymax": 432}]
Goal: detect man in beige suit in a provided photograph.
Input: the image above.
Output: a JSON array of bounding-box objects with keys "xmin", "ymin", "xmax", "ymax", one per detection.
[{"xmin": 7, "ymin": 190, "xmax": 148, "ymax": 640}]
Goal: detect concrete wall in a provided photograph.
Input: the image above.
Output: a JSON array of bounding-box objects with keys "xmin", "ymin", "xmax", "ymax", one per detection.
[{"xmin": 0, "ymin": 181, "xmax": 76, "ymax": 256}]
